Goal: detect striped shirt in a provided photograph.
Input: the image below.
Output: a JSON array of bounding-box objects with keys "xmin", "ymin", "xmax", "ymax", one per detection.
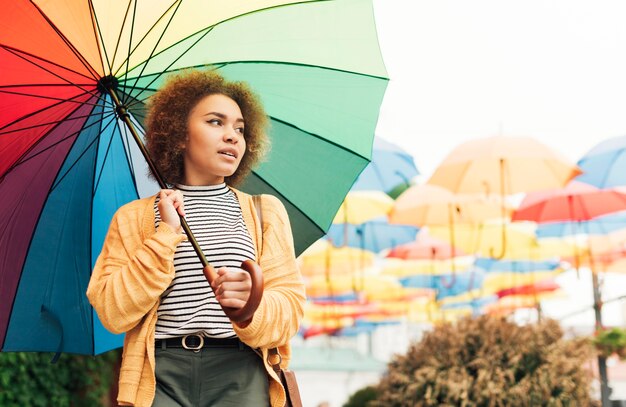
[{"xmin": 154, "ymin": 183, "xmax": 256, "ymax": 339}]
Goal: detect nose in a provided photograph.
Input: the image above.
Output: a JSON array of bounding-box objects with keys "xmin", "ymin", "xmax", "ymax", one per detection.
[{"xmin": 224, "ymin": 128, "xmax": 238, "ymax": 143}]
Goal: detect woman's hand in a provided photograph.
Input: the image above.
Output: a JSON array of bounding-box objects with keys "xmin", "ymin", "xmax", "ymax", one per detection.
[
  {"xmin": 158, "ymin": 189, "xmax": 185, "ymax": 233},
  {"xmin": 211, "ymin": 267, "xmax": 252, "ymax": 309}
]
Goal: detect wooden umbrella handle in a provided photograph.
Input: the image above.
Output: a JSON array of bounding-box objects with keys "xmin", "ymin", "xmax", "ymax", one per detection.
[{"xmin": 203, "ymin": 260, "xmax": 264, "ymax": 324}]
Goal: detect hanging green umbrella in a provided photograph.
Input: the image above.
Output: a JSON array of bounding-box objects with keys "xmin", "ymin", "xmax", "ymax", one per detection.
[{"xmin": 0, "ymin": 0, "xmax": 387, "ymax": 355}]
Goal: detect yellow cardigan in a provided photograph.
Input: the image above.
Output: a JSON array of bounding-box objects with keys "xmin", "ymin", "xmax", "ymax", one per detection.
[{"xmin": 86, "ymin": 188, "xmax": 306, "ymax": 407}]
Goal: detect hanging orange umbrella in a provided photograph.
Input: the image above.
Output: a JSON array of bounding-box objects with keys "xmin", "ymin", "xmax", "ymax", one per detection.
[
  {"xmin": 427, "ymin": 135, "xmax": 581, "ymax": 258},
  {"xmin": 428, "ymin": 135, "xmax": 581, "ymax": 195},
  {"xmin": 389, "ymin": 184, "xmax": 509, "ymax": 226}
]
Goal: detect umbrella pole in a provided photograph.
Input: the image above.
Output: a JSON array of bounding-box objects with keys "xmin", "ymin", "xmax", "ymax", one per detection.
[
  {"xmin": 587, "ymin": 240, "xmax": 611, "ymax": 407},
  {"xmin": 106, "ymin": 85, "xmax": 262, "ymax": 324},
  {"xmin": 490, "ymin": 158, "xmax": 507, "ymax": 259}
]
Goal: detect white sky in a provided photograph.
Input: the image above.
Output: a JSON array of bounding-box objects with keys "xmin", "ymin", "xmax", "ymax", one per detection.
[
  {"xmin": 370, "ymin": 1, "xmax": 626, "ymax": 328},
  {"xmin": 372, "ymin": 0, "xmax": 626, "ymax": 180}
]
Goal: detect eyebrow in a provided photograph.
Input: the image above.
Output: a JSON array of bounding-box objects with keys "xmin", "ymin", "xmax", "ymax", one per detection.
[{"xmin": 203, "ymin": 112, "xmax": 245, "ymax": 123}]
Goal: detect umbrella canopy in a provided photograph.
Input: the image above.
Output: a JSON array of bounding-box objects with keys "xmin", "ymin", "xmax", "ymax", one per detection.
[
  {"xmin": 351, "ymin": 137, "xmax": 419, "ymax": 193},
  {"xmin": 513, "ymin": 181, "xmax": 626, "ymax": 223},
  {"xmin": 576, "ymin": 135, "xmax": 626, "ymax": 188},
  {"xmin": 427, "ymin": 135, "xmax": 581, "ymax": 194},
  {"xmin": 0, "ymin": 0, "xmax": 387, "ymax": 354}
]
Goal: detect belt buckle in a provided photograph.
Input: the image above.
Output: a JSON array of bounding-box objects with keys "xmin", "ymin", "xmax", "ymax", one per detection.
[{"xmin": 182, "ymin": 334, "xmax": 204, "ymax": 353}]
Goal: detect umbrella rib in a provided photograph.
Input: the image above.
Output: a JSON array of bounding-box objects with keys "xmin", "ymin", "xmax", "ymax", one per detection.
[
  {"xmin": 3, "ymin": 112, "xmax": 114, "ymax": 182},
  {"xmin": 124, "ymin": 60, "xmax": 388, "ymax": 109},
  {"xmin": 50, "ymin": 114, "xmax": 117, "ymax": 193},
  {"xmin": 122, "ymin": 26, "xmax": 216, "ymax": 111},
  {"xmin": 251, "ymin": 170, "xmax": 327, "ymax": 233},
  {"xmin": 0, "ymin": 90, "xmax": 96, "ymax": 134},
  {"xmin": 92, "ymin": 117, "xmax": 140, "ymax": 200},
  {"xmin": 269, "ymin": 116, "xmax": 371, "ymax": 162},
  {"xmin": 117, "ymin": 113, "xmax": 143, "ymax": 194},
  {"xmin": 86, "ymin": 0, "xmax": 106, "ymax": 78},
  {"xmin": 0, "ymin": 88, "xmax": 104, "ymax": 108},
  {"xmin": 0, "ymin": 45, "xmax": 101, "ymax": 100},
  {"xmin": 122, "ymin": 0, "xmax": 140, "ymax": 91},
  {"xmin": 27, "ymin": 0, "xmax": 100, "ymax": 80},
  {"xmin": 89, "ymin": 0, "xmax": 114, "ymax": 76},
  {"xmin": 0, "ymin": 111, "xmax": 99, "ymax": 137},
  {"xmin": 108, "ymin": 0, "xmax": 136, "ymax": 76},
  {"xmin": 0, "ymin": 96, "xmax": 103, "ymax": 184},
  {"xmin": 118, "ymin": 0, "xmax": 333, "ymax": 79},
  {"xmin": 118, "ymin": 0, "xmax": 184, "ymax": 92}
]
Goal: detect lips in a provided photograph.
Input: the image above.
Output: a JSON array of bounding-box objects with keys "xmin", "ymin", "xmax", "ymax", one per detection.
[{"xmin": 218, "ymin": 148, "xmax": 238, "ymax": 159}]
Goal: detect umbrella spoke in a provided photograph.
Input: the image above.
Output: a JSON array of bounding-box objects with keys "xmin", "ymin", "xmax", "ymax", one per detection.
[
  {"xmin": 118, "ymin": 0, "xmax": 184, "ymax": 95},
  {"xmin": 121, "ymin": 27, "xmax": 216, "ymax": 110},
  {"xmin": 0, "ymin": 90, "xmax": 107, "ymax": 134},
  {"xmin": 9, "ymin": 110, "xmax": 114, "ymax": 171},
  {"xmin": 51, "ymin": 114, "xmax": 117, "ymax": 193},
  {"xmin": 1, "ymin": 46, "xmax": 100, "ymax": 100}
]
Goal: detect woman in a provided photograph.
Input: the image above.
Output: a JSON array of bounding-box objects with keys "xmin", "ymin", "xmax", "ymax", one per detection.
[{"xmin": 87, "ymin": 70, "xmax": 306, "ymax": 407}]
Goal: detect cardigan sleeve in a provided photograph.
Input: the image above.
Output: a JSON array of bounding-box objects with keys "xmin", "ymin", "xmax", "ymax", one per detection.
[
  {"xmin": 233, "ymin": 194, "xmax": 306, "ymax": 349},
  {"xmin": 86, "ymin": 201, "xmax": 186, "ymax": 334}
]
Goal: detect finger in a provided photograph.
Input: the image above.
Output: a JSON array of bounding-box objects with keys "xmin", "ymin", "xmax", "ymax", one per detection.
[
  {"xmin": 211, "ymin": 268, "xmax": 229, "ymax": 290},
  {"xmin": 215, "ymin": 281, "xmax": 251, "ymax": 296},
  {"xmin": 216, "ymin": 290, "xmax": 250, "ymax": 304},
  {"xmin": 216, "ymin": 297, "xmax": 246, "ymax": 309}
]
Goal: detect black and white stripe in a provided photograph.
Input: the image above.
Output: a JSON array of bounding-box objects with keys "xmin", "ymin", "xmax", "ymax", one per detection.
[{"xmin": 154, "ymin": 183, "xmax": 255, "ymax": 339}]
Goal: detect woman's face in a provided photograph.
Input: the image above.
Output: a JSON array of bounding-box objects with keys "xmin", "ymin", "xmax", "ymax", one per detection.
[{"xmin": 182, "ymin": 94, "xmax": 246, "ymax": 185}]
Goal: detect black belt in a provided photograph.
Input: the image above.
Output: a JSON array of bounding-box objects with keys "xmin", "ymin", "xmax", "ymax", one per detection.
[{"xmin": 156, "ymin": 335, "xmax": 244, "ymax": 351}]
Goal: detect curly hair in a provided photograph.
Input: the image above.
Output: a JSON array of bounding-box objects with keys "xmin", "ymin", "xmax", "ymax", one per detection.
[{"xmin": 144, "ymin": 69, "xmax": 270, "ymax": 187}]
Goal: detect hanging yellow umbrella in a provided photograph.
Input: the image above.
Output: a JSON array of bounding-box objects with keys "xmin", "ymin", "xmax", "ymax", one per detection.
[
  {"xmin": 381, "ymin": 257, "xmax": 474, "ymax": 277},
  {"xmin": 297, "ymin": 239, "xmax": 375, "ymax": 278},
  {"xmin": 332, "ymin": 190, "xmax": 394, "ymax": 225},
  {"xmin": 428, "ymin": 220, "xmax": 537, "ymax": 259}
]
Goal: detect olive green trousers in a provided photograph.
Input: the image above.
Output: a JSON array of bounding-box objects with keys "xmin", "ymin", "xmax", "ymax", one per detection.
[{"xmin": 152, "ymin": 344, "xmax": 270, "ymax": 406}]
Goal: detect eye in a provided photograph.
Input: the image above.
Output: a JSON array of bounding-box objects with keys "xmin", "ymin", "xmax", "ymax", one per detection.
[
  {"xmin": 236, "ymin": 127, "xmax": 245, "ymax": 134},
  {"xmin": 207, "ymin": 119, "xmax": 222, "ymax": 125}
]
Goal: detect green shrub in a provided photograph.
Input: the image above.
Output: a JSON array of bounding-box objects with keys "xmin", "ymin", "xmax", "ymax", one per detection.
[
  {"xmin": 593, "ymin": 327, "xmax": 626, "ymax": 359},
  {"xmin": 343, "ymin": 385, "xmax": 378, "ymax": 407},
  {"xmin": 0, "ymin": 350, "xmax": 120, "ymax": 407},
  {"xmin": 371, "ymin": 316, "xmax": 596, "ymax": 407}
]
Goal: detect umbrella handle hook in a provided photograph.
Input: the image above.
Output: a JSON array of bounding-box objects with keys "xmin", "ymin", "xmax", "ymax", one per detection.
[{"xmin": 203, "ymin": 260, "xmax": 264, "ymax": 325}]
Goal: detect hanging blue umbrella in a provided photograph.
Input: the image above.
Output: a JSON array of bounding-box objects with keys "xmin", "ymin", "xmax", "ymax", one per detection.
[
  {"xmin": 351, "ymin": 137, "xmax": 419, "ymax": 193},
  {"xmin": 474, "ymin": 258, "xmax": 561, "ymax": 273},
  {"xmin": 326, "ymin": 216, "xmax": 419, "ymax": 253},
  {"xmin": 577, "ymin": 135, "xmax": 626, "ymax": 188},
  {"xmin": 535, "ymin": 210, "xmax": 626, "ymax": 238}
]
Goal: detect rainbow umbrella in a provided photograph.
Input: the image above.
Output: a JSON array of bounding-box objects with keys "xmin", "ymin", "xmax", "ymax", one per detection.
[{"xmin": 0, "ymin": 0, "xmax": 387, "ymax": 355}]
